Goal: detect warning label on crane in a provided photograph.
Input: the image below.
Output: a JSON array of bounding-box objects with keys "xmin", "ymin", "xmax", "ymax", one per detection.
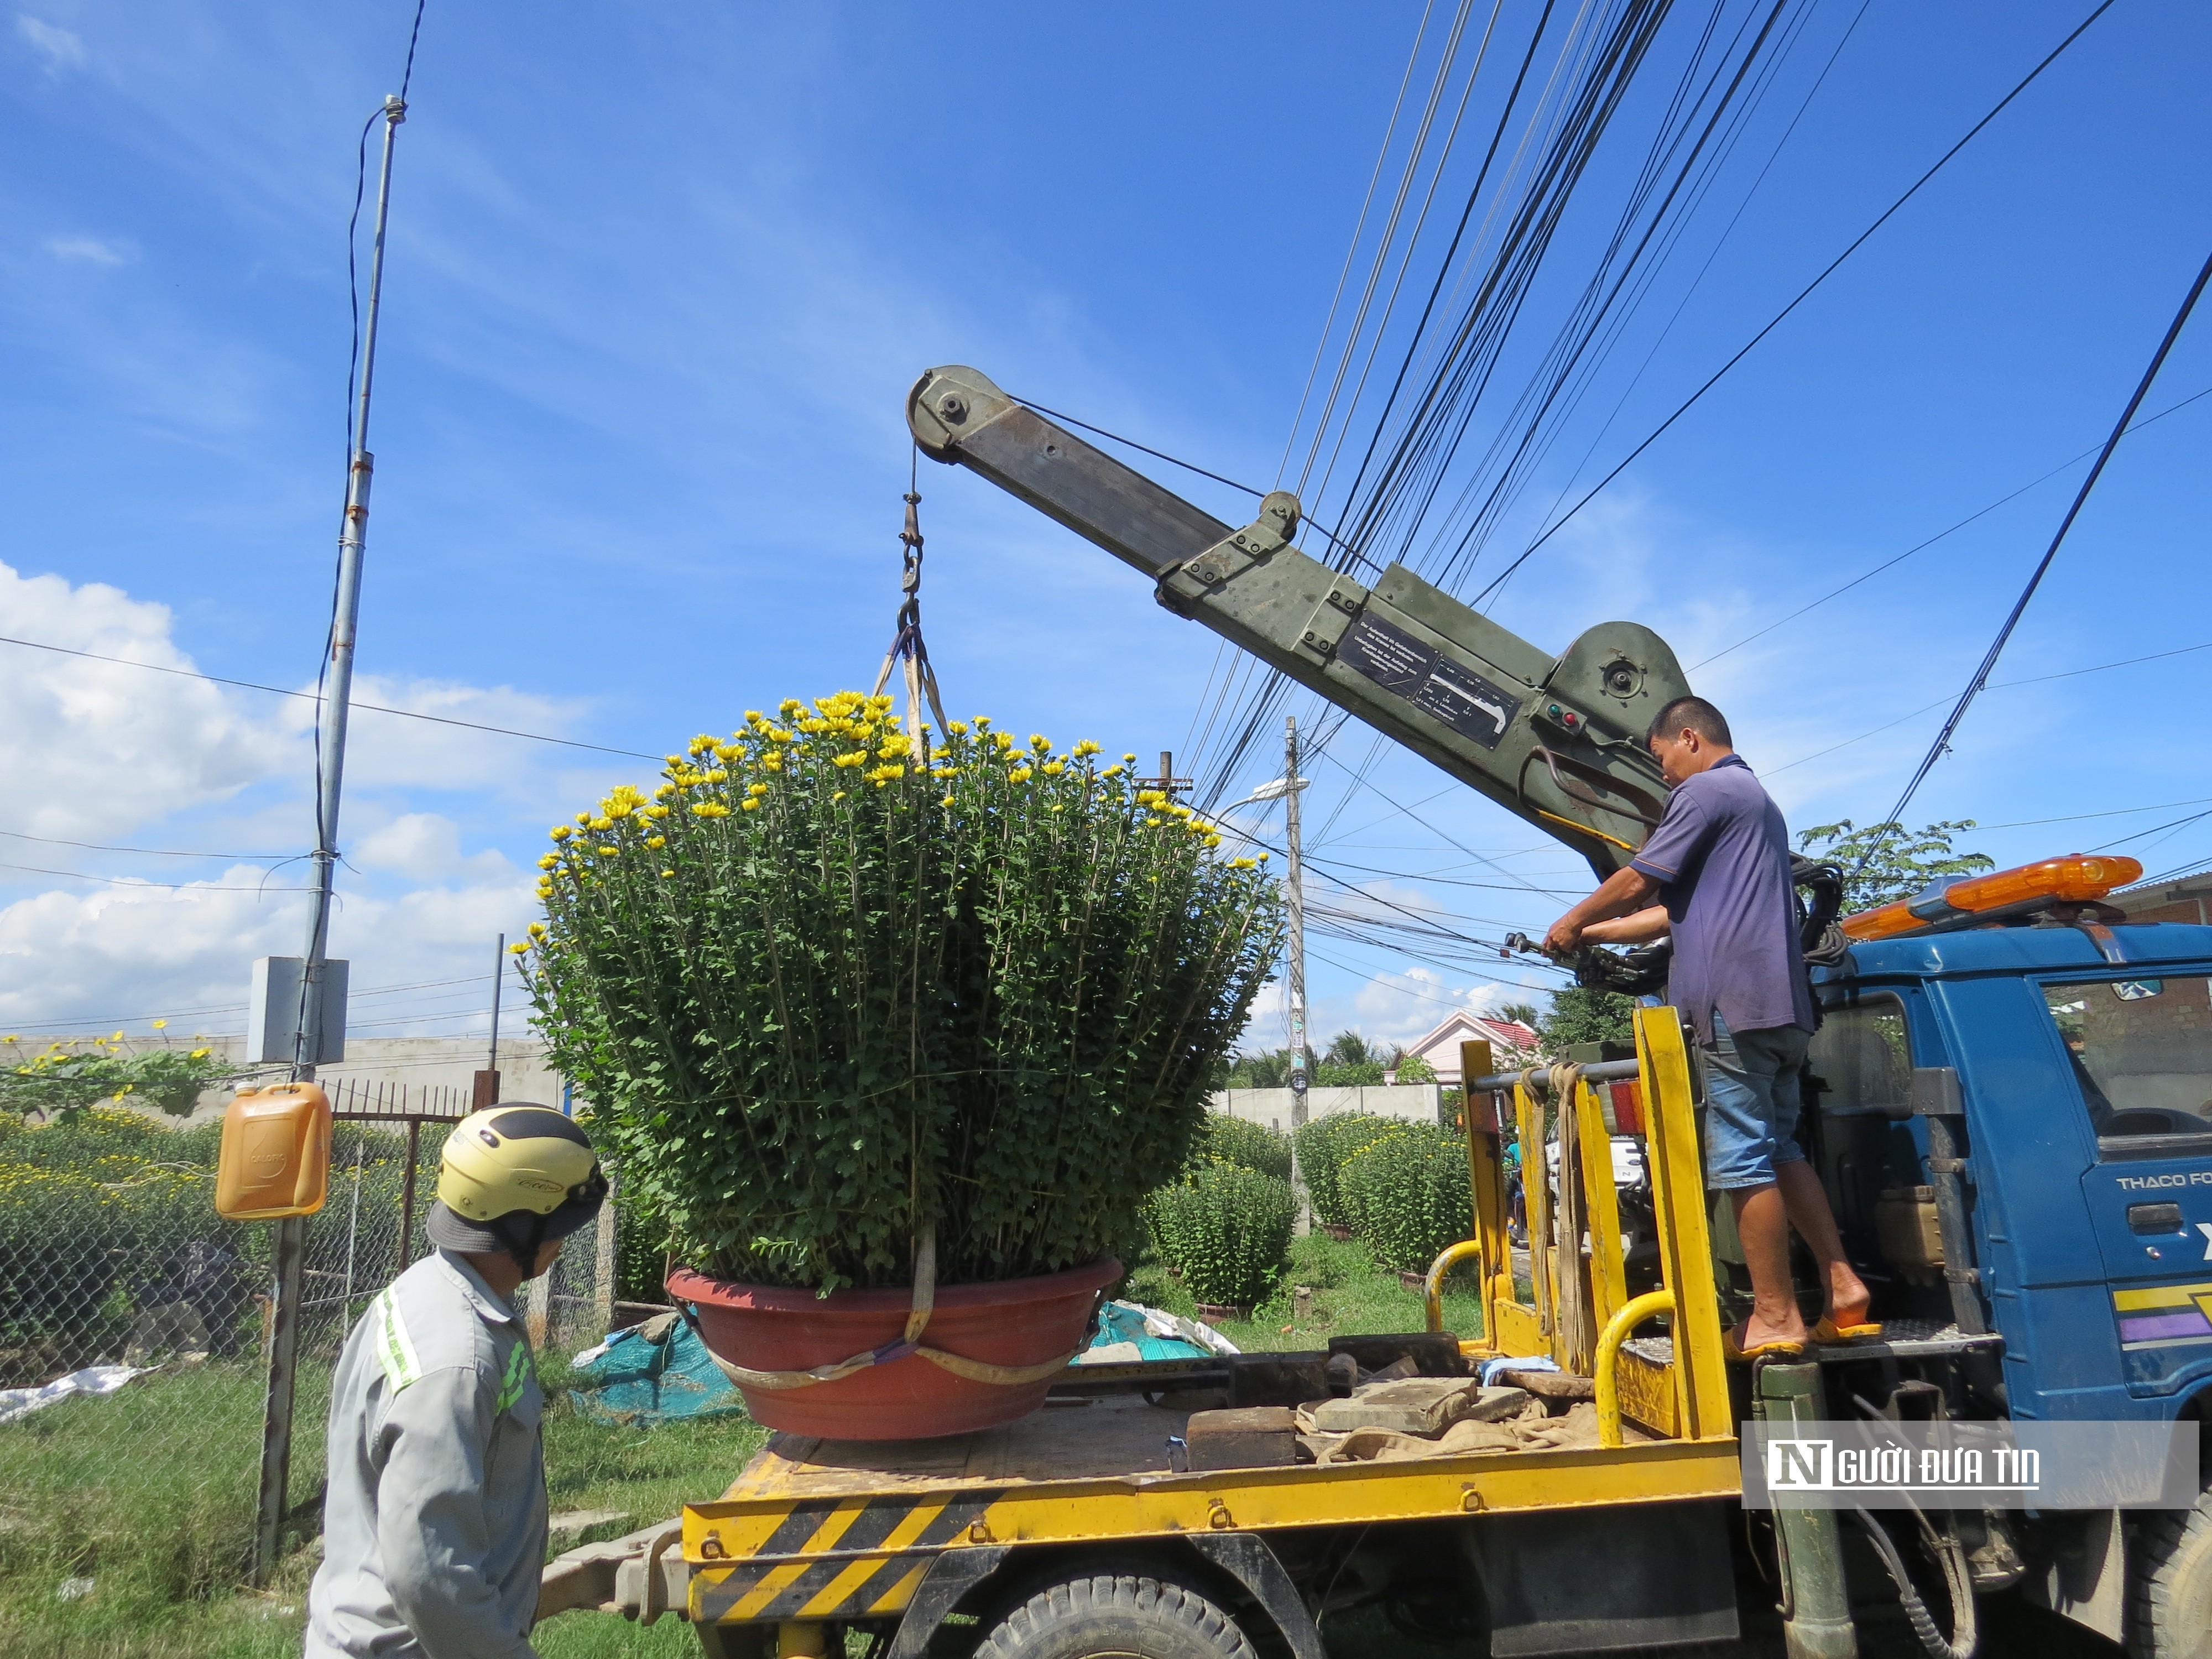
[{"xmin": 1337, "ymin": 612, "xmax": 1522, "ymax": 750}]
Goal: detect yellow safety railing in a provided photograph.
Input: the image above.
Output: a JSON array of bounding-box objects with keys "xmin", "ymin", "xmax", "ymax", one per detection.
[
  {"xmin": 1594, "ymin": 1288, "xmax": 1674, "ymax": 1447},
  {"xmin": 1421, "ymin": 1004, "xmax": 1731, "ymax": 1443}
]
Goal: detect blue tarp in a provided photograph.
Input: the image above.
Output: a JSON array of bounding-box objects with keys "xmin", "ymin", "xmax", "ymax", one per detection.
[{"xmin": 567, "ymin": 1313, "xmax": 747, "ymax": 1426}]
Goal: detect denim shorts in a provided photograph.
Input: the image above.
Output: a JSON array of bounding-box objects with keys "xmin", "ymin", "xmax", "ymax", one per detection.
[{"xmin": 1701, "ymin": 1010, "xmax": 1811, "ymax": 1190}]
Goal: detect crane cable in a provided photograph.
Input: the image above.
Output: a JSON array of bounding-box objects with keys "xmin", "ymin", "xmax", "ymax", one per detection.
[{"xmin": 1877, "ymin": 241, "xmax": 2212, "ymax": 834}]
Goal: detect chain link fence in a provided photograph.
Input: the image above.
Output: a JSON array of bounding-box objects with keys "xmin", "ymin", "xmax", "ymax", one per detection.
[{"xmin": 0, "ymin": 1091, "xmax": 659, "ymax": 1599}]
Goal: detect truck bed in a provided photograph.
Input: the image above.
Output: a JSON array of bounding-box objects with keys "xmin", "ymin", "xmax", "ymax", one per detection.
[{"xmin": 680, "ymin": 1387, "xmax": 1741, "ymax": 1630}]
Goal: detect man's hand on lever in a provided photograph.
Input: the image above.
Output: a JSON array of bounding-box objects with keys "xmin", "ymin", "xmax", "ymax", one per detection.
[{"xmin": 1543, "ymin": 865, "xmax": 1662, "ymax": 956}]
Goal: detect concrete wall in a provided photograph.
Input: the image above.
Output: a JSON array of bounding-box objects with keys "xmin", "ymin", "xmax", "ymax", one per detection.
[{"xmin": 1206, "ymin": 1083, "xmax": 1443, "ymax": 1133}]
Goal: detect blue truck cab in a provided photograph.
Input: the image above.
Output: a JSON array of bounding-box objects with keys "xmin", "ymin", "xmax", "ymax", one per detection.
[{"xmin": 1805, "ymin": 913, "xmax": 2212, "ymax": 1645}]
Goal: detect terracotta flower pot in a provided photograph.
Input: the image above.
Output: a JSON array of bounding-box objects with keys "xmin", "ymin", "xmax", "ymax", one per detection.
[{"xmin": 669, "ymin": 1257, "xmax": 1121, "ymax": 1440}]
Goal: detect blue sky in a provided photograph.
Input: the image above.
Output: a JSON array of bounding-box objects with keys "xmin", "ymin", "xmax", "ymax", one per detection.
[{"xmin": 1, "ymin": 1, "xmax": 2206, "ymax": 1053}]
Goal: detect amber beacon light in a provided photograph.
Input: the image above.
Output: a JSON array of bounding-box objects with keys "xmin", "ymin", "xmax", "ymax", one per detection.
[{"xmin": 1839, "ymin": 854, "xmax": 2143, "ymax": 944}]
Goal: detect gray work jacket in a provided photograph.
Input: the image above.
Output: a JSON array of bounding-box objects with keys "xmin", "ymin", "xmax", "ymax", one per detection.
[{"xmin": 305, "ymin": 1249, "xmax": 547, "ymax": 1659}]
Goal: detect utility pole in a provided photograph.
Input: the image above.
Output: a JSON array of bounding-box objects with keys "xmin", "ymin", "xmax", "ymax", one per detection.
[
  {"xmin": 488, "ymin": 932, "xmax": 504, "ymax": 1073},
  {"xmin": 253, "ymin": 90, "xmax": 407, "ymax": 1587},
  {"xmin": 1284, "ymin": 716, "xmax": 1308, "ymax": 1128},
  {"xmin": 474, "ymin": 932, "xmax": 505, "ymax": 1108}
]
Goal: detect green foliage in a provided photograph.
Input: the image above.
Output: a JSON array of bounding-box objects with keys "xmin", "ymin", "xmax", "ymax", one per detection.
[
  {"xmin": 1337, "ymin": 1125, "xmax": 1474, "ymax": 1274},
  {"xmin": 1191, "ymin": 1114, "xmax": 1292, "ymax": 1182},
  {"xmin": 1290, "ymin": 1112, "xmax": 1410, "ymax": 1230},
  {"xmin": 1222, "ymin": 1047, "xmax": 1292, "ymax": 1088},
  {"xmin": 1499, "ymin": 1001, "xmax": 1541, "ymax": 1029},
  {"xmin": 1536, "ymin": 986, "xmax": 1637, "ymax": 1051},
  {"xmin": 1147, "ymin": 1161, "xmax": 1295, "ymax": 1309},
  {"xmin": 1390, "ymin": 1052, "xmax": 1438, "ymax": 1084},
  {"xmin": 1797, "ymin": 818, "xmax": 1992, "ymax": 912},
  {"xmin": 0, "ymin": 1035, "xmax": 236, "ymax": 1124},
  {"xmin": 524, "ymin": 695, "xmax": 1284, "ymax": 1293}
]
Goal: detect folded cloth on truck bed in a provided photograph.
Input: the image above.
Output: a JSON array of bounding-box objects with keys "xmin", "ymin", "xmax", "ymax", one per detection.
[{"xmin": 1298, "ymin": 1399, "xmax": 1604, "ymax": 1464}]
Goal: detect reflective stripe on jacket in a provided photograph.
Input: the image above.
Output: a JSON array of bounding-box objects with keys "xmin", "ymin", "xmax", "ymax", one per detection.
[{"xmin": 305, "ymin": 1249, "xmax": 547, "ymax": 1659}]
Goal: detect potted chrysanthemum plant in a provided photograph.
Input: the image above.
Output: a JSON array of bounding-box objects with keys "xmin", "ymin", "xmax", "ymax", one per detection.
[{"xmin": 520, "ymin": 692, "xmax": 1281, "ymax": 1438}]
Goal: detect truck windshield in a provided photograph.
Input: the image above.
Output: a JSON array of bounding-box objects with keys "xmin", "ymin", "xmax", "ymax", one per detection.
[{"xmin": 2043, "ymin": 978, "xmax": 2212, "ymax": 1141}]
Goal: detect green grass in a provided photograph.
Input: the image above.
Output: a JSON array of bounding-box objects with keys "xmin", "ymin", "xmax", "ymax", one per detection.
[
  {"xmin": 1120, "ymin": 1228, "xmax": 1485, "ymax": 1352},
  {"xmin": 0, "ymin": 1347, "xmax": 768, "ymax": 1659},
  {"xmin": 0, "ymin": 1239, "xmax": 1478, "ymax": 1657}
]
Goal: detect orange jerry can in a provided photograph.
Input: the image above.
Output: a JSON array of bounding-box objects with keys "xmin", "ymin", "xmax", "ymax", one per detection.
[{"xmin": 216, "ymin": 1082, "xmax": 333, "ymax": 1220}]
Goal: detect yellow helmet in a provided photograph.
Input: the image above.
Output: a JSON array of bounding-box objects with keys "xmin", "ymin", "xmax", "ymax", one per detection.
[{"xmin": 427, "ymin": 1104, "xmax": 607, "ymax": 1260}]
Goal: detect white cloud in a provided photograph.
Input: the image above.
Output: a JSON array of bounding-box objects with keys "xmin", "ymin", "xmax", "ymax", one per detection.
[
  {"xmin": 0, "ymin": 871, "xmax": 307, "ymax": 1032},
  {"xmin": 1350, "ymin": 965, "xmax": 1535, "ymax": 1047},
  {"xmin": 0, "ymin": 863, "xmax": 539, "ymax": 1035},
  {"xmin": 42, "ymin": 235, "xmax": 129, "ymax": 267},
  {"xmin": 284, "ymin": 672, "xmax": 614, "ymax": 798},
  {"xmin": 15, "ymin": 14, "xmax": 84, "ymax": 71},
  {"xmin": 354, "ymin": 813, "xmax": 510, "ymax": 883},
  {"xmin": 0, "ymin": 560, "xmax": 286, "ymax": 838}
]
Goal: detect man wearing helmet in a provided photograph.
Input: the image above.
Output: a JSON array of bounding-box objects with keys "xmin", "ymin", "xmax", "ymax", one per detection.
[{"xmin": 306, "ymin": 1104, "xmax": 607, "ymax": 1659}]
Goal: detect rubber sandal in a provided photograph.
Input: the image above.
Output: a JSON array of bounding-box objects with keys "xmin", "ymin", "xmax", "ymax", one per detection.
[
  {"xmin": 1812, "ymin": 1317, "xmax": 1884, "ymax": 1344},
  {"xmin": 1723, "ymin": 1329, "xmax": 1807, "ymax": 1363}
]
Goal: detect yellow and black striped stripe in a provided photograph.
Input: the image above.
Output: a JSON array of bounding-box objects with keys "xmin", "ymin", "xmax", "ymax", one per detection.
[{"xmin": 691, "ymin": 1490, "xmax": 1006, "ymax": 1625}]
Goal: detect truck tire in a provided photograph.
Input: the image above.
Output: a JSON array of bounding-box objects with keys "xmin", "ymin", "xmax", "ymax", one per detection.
[
  {"xmin": 2132, "ymin": 1482, "xmax": 2212, "ymax": 1659},
  {"xmin": 973, "ymin": 1572, "xmax": 1258, "ymax": 1659}
]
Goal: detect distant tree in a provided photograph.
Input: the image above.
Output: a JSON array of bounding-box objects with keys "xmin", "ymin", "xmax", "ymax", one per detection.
[
  {"xmin": 1324, "ymin": 1031, "xmax": 1377, "ymax": 1068},
  {"xmin": 1797, "ymin": 819, "xmax": 1992, "ymax": 913},
  {"xmin": 1535, "ymin": 987, "xmax": 1637, "ymax": 1053},
  {"xmin": 1223, "ymin": 1047, "xmax": 1292, "ymax": 1089},
  {"xmin": 1497, "ymin": 1001, "xmax": 1542, "ymax": 1032},
  {"xmin": 1387, "ymin": 1052, "xmax": 1438, "ymax": 1084}
]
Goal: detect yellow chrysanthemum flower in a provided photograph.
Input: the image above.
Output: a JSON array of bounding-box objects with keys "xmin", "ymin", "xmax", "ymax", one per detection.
[
  {"xmin": 509, "ymin": 941, "xmax": 529, "ymax": 954},
  {"xmin": 941, "ymin": 794, "xmax": 956, "ymax": 807},
  {"xmin": 1009, "ymin": 765, "xmax": 1033, "ymax": 782},
  {"xmin": 1073, "ymin": 739, "xmax": 1101, "ymax": 757},
  {"xmin": 588, "ymin": 816, "xmax": 612, "ymax": 831},
  {"xmin": 1123, "ymin": 753, "xmax": 1138, "ymax": 764},
  {"xmin": 528, "ymin": 922, "xmax": 547, "ymax": 937},
  {"xmin": 692, "ymin": 802, "xmax": 731, "ymax": 817},
  {"xmin": 190, "ymin": 1047, "xmax": 211, "ymax": 1060},
  {"xmin": 973, "ymin": 716, "xmax": 992, "ymax": 729},
  {"xmin": 644, "ymin": 804, "xmax": 670, "ymax": 820},
  {"xmin": 596, "ymin": 846, "xmax": 618, "ymax": 857},
  {"xmin": 1029, "ymin": 734, "xmax": 1050, "ymax": 753},
  {"xmin": 947, "ymin": 721, "xmax": 968, "ymax": 735},
  {"xmin": 646, "ymin": 835, "xmax": 666, "ymax": 849},
  {"xmin": 661, "ymin": 869, "xmax": 676, "ymax": 878},
  {"xmin": 152, "ymin": 1019, "xmax": 168, "ymax": 1030},
  {"xmin": 538, "ymin": 854, "xmax": 558, "ymax": 870},
  {"xmin": 741, "ymin": 799, "xmax": 760, "ymax": 811}
]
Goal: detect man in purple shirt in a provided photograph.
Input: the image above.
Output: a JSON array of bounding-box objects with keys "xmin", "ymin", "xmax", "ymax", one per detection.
[{"xmin": 1544, "ymin": 696, "xmax": 1871, "ymax": 1358}]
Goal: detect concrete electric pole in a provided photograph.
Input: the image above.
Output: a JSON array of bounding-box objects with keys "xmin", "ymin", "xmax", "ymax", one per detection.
[{"xmin": 254, "ymin": 90, "xmax": 407, "ymax": 1585}]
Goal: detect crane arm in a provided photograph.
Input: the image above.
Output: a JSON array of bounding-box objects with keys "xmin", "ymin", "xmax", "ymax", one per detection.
[{"xmin": 907, "ymin": 364, "xmax": 1693, "ymax": 879}]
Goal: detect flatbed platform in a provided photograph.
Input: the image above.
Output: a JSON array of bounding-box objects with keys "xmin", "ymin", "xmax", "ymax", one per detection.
[{"xmin": 681, "ymin": 1386, "xmax": 1741, "ymax": 1630}]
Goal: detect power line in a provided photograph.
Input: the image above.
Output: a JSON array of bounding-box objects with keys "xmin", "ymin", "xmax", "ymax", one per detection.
[
  {"xmin": 2, "ymin": 973, "xmax": 491, "ymax": 1032},
  {"xmin": 0, "ymin": 859, "xmax": 320, "ymax": 894},
  {"xmin": 1765, "ymin": 636, "xmax": 2212, "ymax": 779},
  {"xmin": 1691, "ymin": 383, "xmax": 2212, "ymax": 671},
  {"xmin": 0, "ymin": 633, "xmax": 660, "ymax": 760},
  {"xmin": 1472, "ymin": 0, "xmax": 2120, "ymax": 604},
  {"xmin": 0, "ymin": 828, "xmax": 295, "ymax": 862},
  {"xmin": 1879, "ymin": 242, "xmax": 2212, "ymax": 830}
]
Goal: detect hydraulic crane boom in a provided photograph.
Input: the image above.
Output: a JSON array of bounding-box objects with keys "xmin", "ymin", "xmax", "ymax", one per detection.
[{"xmin": 908, "ymin": 364, "xmax": 1693, "ymax": 878}]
